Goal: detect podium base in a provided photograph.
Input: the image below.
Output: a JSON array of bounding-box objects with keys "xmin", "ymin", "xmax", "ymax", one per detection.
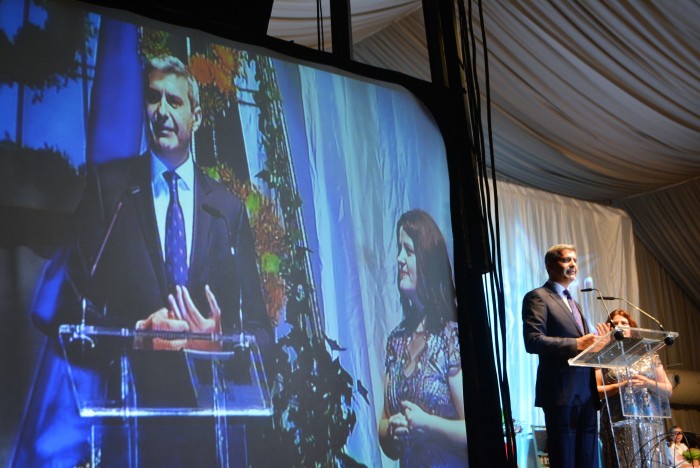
[{"xmin": 90, "ymin": 419, "xmax": 248, "ymax": 468}]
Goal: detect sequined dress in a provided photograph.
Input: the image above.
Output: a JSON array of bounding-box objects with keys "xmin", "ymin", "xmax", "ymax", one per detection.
[
  {"xmin": 600, "ymin": 354, "xmax": 667, "ymax": 468},
  {"xmin": 384, "ymin": 320, "xmax": 466, "ymax": 467}
]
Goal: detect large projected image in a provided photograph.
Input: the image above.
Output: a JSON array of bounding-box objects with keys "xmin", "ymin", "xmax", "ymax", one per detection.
[{"xmin": 1, "ymin": 0, "xmax": 467, "ymax": 466}]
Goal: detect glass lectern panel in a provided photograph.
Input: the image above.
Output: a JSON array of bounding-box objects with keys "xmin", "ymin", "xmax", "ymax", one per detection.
[
  {"xmin": 615, "ymin": 361, "xmax": 672, "ymax": 420},
  {"xmin": 569, "ymin": 327, "xmax": 675, "ymax": 420},
  {"xmin": 568, "ymin": 327, "xmax": 677, "ymax": 370},
  {"xmin": 58, "ymin": 324, "xmax": 272, "ymax": 418}
]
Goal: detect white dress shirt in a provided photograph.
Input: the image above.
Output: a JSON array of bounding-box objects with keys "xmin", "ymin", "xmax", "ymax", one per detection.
[{"xmin": 551, "ymin": 281, "xmax": 574, "ymax": 313}]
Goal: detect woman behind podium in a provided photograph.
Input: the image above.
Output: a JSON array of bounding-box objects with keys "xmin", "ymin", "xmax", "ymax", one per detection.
[
  {"xmin": 595, "ymin": 309, "xmax": 673, "ymax": 467},
  {"xmin": 378, "ymin": 209, "xmax": 468, "ymax": 466}
]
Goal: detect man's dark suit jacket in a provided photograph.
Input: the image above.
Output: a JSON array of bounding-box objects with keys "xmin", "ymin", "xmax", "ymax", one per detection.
[
  {"xmin": 16, "ymin": 154, "xmax": 271, "ymax": 467},
  {"xmin": 57, "ymin": 154, "xmax": 270, "ymax": 339},
  {"xmin": 522, "ymin": 281, "xmax": 599, "ymax": 409}
]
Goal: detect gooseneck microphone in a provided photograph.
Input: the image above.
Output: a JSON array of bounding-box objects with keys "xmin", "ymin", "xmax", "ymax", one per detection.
[
  {"xmin": 90, "ymin": 185, "xmax": 141, "ymax": 277},
  {"xmin": 580, "ymin": 287, "xmax": 614, "ymax": 320},
  {"xmin": 202, "ymin": 203, "xmax": 238, "ymax": 256},
  {"xmin": 595, "ymin": 296, "xmax": 674, "ymax": 346},
  {"xmin": 74, "ymin": 184, "xmax": 141, "ymax": 348},
  {"xmin": 580, "ymin": 287, "xmax": 622, "ymax": 340}
]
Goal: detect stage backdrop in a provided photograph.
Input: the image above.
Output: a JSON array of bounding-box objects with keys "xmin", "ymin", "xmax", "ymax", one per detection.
[
  {"xmin": 0, "ymin": 0, "xmax": 461, "ymax": 466},
  {"xmin": 488, "ymin": 179, "xmax": 640, "ymax": 467}
]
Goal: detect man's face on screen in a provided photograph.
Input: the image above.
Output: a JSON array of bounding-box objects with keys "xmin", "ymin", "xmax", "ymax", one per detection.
[
  {"xmin": 397, "ymin": 226, "xmax": 418, "ymax": 298},
  {"xmin": 547, "ymin": 248, "xmax": 577, "ymax": 286},
  {"xmin": 146, "ymin": 71, "xmax": 201, "ymax": 167}
]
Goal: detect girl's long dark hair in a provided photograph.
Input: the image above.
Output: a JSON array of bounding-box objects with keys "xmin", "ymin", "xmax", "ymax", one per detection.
[{"xmin": 397, "ymin": 209, "xmax": 457, "ymax": 332}]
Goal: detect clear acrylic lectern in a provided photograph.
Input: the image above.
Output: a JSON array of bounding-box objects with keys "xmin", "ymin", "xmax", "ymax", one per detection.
[
  {"xmin": 59, "ymin": 324, "xmax": 272, "ymax": 467},
  {"xmin": 569, "ymin": 327, "xmax": 678, "ymax": 467}
]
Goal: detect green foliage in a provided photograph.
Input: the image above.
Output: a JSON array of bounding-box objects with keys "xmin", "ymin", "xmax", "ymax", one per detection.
[
  {"xmin": 245, "ymin": 191, "xmax": 262, "ymax": 219},
  {"xmin": 260, "ymin": 252, "xmax": 281, "ymax": 274},
  {"xmin": 138, "ymin": 28, "xmax": 170, "ymax": 59},
  {"xmin": 250, "ymin": 55, "xmax": 363, "ymax": 466},
  {"xmin": 685, "ymin": 448, "xmax": 700, "ymax": 462},
  {"xmin": 272, "ymin": 334, "xmax": 357, "ymax": 466},
  {"xmin": 202, "ymin": 165, "xmax": 221, "ymax": 181}
]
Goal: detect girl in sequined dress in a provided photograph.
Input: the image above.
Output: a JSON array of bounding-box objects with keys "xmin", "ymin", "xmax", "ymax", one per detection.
[
  {"xmin": 595, "ymin": 309, "xmax": 673, "ymax": 468},
  {"xmin": 378, "ymin": 210, "xmax": 468, "ymax": 467}
]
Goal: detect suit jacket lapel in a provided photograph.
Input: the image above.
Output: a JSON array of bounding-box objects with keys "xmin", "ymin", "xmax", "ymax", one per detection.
[
  {"xmin": 130, "ymin": 157, "xmax": 169, "ymax": 297},
  {"xmin": 190, "ymin": 169, "xmax": 215, "ymax": 281},
  {"xmin": 545, "ymin": 282, "xmax": 584, "ymax": 336}
]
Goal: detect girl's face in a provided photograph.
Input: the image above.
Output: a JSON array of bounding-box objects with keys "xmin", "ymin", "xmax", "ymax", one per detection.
[
  {"xmin": 611, "ymin": 314, "xmax": 631, "ymax": 337},
  {"xmin": 672, "ymin": 429, "xmax": 683, "ymax": 443},
  {"xmin": 397, "ymin": 226, "xmax": 418, "ymax": 298}
]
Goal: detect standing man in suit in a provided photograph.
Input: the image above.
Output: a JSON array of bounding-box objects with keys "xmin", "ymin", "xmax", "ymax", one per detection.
[
  {"xmin": 63, "ymin": 54, "xmax": 270, "ymax": 344},
  {"xmin": 522, "ymin": 244, "xmax": 600, "ymax": 468},
  {"xmin": 68, "ymin": 54, "xmax": 269, "ymax": 465},
  {"xmin": 14, "ymin": 55, "xmax": 270, "ymax": 467}
]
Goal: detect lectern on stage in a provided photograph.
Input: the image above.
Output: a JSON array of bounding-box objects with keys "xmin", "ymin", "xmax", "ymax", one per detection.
[
  {"xmin": 569, "ymin": 327, "xmax": 678, "ymax": 467},
  {"xmin": 59, "ymin": 324, "xmax": 272, "ymax": 467}
]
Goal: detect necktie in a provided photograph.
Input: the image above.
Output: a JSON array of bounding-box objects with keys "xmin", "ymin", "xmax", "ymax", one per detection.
[
  {"xmin": 563, "ymin": 289, "xmax": 585, "ymax": 334},
  {"xmin": 164, "ymin": 171, "xmax": 188, "ymax": 287}
]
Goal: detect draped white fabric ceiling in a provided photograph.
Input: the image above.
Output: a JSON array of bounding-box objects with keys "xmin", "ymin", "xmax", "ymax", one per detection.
[
  {"xmin": 267, "ymin": 0, "xmax": 700, "ymax": 307},
  {"xmin": 269, "ymin": 0, "xmax": 422, "ymax": 46}
]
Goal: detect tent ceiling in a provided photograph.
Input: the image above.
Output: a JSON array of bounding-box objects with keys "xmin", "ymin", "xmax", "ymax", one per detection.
[
  {"xmin": 267, "ymin": 1, "xmax": 700, "ymax": 307},
  {"xmin": 269, "ymin": 1, "xmax": 700, "ymax": 202},
  {"xmin": 76, "ymin": 0, "xmax": 700, "ymax": 307},
  {"xmin": 268, "ymin": 0, "xmax": 422, "ymax": 46}
]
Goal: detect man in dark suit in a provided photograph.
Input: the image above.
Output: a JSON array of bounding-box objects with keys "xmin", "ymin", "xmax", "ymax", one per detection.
[
  {"xmin": 15, "ymin": 55, "xmax": 270, "ymax": 467},
  {"xmin": 62, "ymin": 54, "xmax": 269, "ymax": 344},
  {"xmin": 522, "ymin": 244, "xmax": 600, "ymax": 468}
]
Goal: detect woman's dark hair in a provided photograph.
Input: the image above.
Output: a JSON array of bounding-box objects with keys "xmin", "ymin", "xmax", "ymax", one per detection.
[{"xmin": 396, "ymin": 209, "xmax": 456, "ymax": 331}]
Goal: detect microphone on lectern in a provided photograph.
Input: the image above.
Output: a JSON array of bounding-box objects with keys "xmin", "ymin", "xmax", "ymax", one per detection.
[
  {"xmin": 580, "ymin": 288, "xmax": 614, "ymax": 320},
  {"xmin": 580, "ymin": 288, "xmax": 622, "ymax": 340},
  {"xmin": 202, "ymin": 203, "xmax": 237, "ymax": 256},
  {"xmin": 90, "ymin": 185, "xmax": 142, "ymax": 277}
]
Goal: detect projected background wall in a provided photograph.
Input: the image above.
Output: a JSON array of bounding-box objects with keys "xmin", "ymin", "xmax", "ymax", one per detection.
[{"xmin": 0, "ymin": 0, "xmax": 464, "ymax": 466}]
